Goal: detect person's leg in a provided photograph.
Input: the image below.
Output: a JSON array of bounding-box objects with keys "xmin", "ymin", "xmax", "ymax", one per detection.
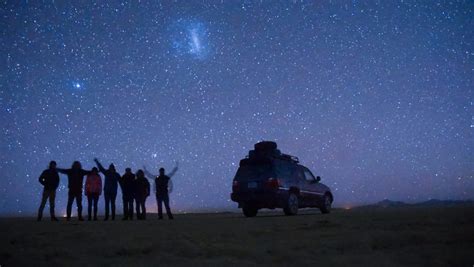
[
  {"xmin": 66, "ymin": 191, "xmax": 74, "ymax": 220},
  {"xmin": 129, "ymin": 199, "xmax": 134, "ymax": 220},
  {"xmin": 87, "ymin": 195, "xmax": 92, "ymax": 221},
  {"xmin": 141, "ymin": 200, "xmax": 146, "ymax": 220},
  {"xmin": 135, "ymin": 199, "xmax": 140, "ymax": 219},
  {"xmin": 37, "ymin": 190, "xmax": 49, "ymax": 221},
  {"xmin": 77, "ymin": 193, "xmax": 83, "ymax": 220},
  {"xmin": 111, "ymin": 194, "xmax": 116, "ymax": 220},
  {"xmin": 93, "ymin": 195, "xmax": 98, "ymax": 220},
  {"xmin": 122, "ymin": 197, "xmax": 128, "ymax": 220},
  {"xmin": 49, "ymin": 190, "xmax": 57, "ymax": 220},
  {"xmin": 104, "ymin": 195, "xmax": 110, "ymax": 220},
  {"xmin": 163, "ymin": 194, "xmax": 173, "ymax": 219},
  {"xmin": 157, "ymin": 195, "xmax": 163, "ymax": 219}
]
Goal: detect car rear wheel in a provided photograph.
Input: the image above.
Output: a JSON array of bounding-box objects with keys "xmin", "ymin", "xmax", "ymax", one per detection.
[
  {"xmin": 242, "ymin": 204, "xmax": 258, "ymax": 217},
  {"xmin": 320, "ymin": 194, "xmax": 332, "ymax": 214},
  {"xmin": 283, "ymin": 193, "xmax": 299, "ymax": 216}
]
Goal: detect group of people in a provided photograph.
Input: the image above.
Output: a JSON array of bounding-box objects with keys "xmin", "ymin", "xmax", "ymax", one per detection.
[{"xmin": 37, "ymin": 158, "xmax": 178, "ymax": 221}]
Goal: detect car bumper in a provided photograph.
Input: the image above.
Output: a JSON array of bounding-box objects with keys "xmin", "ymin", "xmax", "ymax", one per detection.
[{"xmin": 230, "ymin": 190, "xmax": 287, "ymax": 209}]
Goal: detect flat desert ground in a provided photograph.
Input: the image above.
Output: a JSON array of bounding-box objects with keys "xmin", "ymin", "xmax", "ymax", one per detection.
[{"xmin": 1, "ymin": 205, "xmax": 473, "ymax": 266}]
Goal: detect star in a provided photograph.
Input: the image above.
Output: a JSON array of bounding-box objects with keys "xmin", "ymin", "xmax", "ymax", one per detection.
[{"xmin": 73, "ymin": 82, "xmax": 81, "ymax": 89}]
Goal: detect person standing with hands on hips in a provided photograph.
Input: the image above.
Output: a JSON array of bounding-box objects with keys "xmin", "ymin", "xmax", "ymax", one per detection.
[{"xmin": 37, "ymin": 161, "xmax": 60, "ymax": 222}]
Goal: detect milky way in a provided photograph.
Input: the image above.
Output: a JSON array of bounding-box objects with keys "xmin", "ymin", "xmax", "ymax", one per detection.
[{"xmin": 1, "ymin": 1, "xmax": 473, "ymax": 216}]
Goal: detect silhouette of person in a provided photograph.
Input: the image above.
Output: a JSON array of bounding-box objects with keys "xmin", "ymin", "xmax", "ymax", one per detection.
[
  {"xmin": 120, "ymin": 168, "xmax": 135, "ymax": 220},
  {"xmin": 134, "ymin": 169, "xmax": 150, "ymax": 220},
  {"xmin": 94, "ymin": 158, "xmax": 120, "ymax": 221},
  {"xmin": 37, "ymin": 161, "xmax": 60, "ymax": 221},
  {"xmin": 58, "ymin": 161, "xmax": 92, "ymax": 221},
  {"xmin": 144, "ymin": 163, "xmax": 178, "ymax": 220},
  {"xmin": 85, "ymin": 167, "xmax": 102, "ymax": 221}
]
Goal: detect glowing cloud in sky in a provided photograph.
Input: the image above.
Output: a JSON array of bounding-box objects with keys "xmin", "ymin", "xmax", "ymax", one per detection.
[{"xmin": 169, "ymin": 19, "xmax": 210, "ymax": 60}]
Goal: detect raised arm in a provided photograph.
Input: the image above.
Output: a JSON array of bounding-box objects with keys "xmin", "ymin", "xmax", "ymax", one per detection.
[
  {"xmin": 168, "ymin": 162, "xmax": 179, "ymax": 178},
  {"xmin": 168, "ymin": 179, "xmax": 174, "ymax": 193},
  {"xmin": 143, "ymin": 166, "xmax": 157, "ymax": 179},
  {"xmin": 94, "ymin": 158, "xmax": 107, "ymax": 174}
]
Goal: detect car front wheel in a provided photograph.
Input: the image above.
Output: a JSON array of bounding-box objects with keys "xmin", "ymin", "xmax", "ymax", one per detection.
[
  {"xmin": 283, "ymin": 193, "xmax": 299, "ymax": 216},
  {"xmin": 320, "ymin": 194, "xmax": 332, "ymax": 214}
]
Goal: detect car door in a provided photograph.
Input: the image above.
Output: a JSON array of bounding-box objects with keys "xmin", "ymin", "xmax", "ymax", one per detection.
[
  {"xmin": 302, "ymin": 168, "xmax": 323, "ymax": 206},
  {"xmin": 292, "ymin": 166, "xmax": 308, "ymax": 206}
]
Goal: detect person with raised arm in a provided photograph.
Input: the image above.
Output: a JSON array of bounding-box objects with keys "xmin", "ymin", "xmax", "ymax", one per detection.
[
  {"xmin": 57, "ymin": 161, "xmax": 92, "ymax": 221},
  {"xmin": 143, "ymin": 162, "xmax": 178, "ymax": 220},
  {"xmin": 94, "ymin": 158, "xmax": 120, "ymax": 221},
  {"xmin": 37, "ymin": 161, "xmax": 60, "ymax": 221}
]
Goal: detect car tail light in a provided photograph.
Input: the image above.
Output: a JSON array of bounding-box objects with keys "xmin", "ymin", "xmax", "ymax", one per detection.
[
  {"xmin": 265, "ymin": 178, "xmax": 280, "ymax": 190},
  {"xmin": 232, "ymin": 181, "xmax": 240, "ymax": 192}
]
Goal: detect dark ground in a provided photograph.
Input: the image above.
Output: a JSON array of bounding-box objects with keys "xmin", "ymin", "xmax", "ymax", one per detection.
[{"xmin": 0, "ymin": 205, "xmax": 473, "ymax": 266}]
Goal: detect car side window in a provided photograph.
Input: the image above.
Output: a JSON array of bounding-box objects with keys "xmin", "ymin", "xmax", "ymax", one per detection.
[
  {"xmin": 304, "ymin": 169, "xmax": 316, "ymax": 182},
  {"xmin": 295, "ymin": 167, "xmax": 305, "ymax": 181}
]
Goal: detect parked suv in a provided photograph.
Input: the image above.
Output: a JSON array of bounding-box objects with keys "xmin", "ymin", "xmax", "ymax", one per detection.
[{"xmin": 230, "ymin": 141, "xmax": 333, "ymax": 217}]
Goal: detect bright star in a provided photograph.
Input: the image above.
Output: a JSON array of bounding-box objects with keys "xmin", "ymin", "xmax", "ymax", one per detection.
[{"xmin": 72, "ymin": 82, "xmax": 83, "ymax": 89}]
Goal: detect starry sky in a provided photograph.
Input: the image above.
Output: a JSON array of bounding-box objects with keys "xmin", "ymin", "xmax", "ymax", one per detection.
[{"xmin": 1, "ymin": 1, "xmax": 473, "ymax": 216}]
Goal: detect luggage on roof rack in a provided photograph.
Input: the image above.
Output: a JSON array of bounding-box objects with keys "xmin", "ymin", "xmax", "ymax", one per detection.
[
  {"xmin": 254, "ymin": 141, "xmax": 277, "ymax": 151},
  {"xmin": 245, "ymin": 141, "xmax": 299, "ymax": 163}
]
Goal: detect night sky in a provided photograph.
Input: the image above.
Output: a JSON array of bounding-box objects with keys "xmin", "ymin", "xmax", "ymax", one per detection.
[{"xmin": 1, "ymin": 1, "xmax": 473, "ymax": 216}]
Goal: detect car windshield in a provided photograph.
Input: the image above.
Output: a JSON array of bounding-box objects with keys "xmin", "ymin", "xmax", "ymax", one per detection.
[{"xmin": 234, "ymin": 164, "xmax": 273, "ymax": 182}]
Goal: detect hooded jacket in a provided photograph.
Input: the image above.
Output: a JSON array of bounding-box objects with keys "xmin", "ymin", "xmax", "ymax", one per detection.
[
  {"xmin": 58, "ymin": 168, "xmax": 91, "ymax": 193},
  {"xmin": 96, "ymin": 161, "xmax": 120, "ymax": 195},
  {"xmin": 85, "ymin": 173, "xmax": 102, "ymax": 195},
  {"xmin": 134, "ymin": 177, "xmax": 150, "ymax": 200},
  {"xmin": 120, "ymin": 172, "xmax": 136, "ymax": 198}
]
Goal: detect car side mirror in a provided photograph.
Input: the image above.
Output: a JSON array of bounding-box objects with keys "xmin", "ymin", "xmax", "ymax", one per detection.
[{"xmin": 316, "ymin": 176, "xmax": 321, "ymax": 182}]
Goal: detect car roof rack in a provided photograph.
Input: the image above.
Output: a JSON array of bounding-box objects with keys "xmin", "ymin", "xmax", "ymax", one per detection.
[{"xmin": 280, "ymin": 153, "xmax": 299, "ymax": 163}]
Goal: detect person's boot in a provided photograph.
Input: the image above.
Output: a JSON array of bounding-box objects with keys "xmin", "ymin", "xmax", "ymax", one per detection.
[
  {"xmin": 50, "ymin": 210, "xmax": 58, "ymax": 221},
  {"xmin": 78, "ymin": 216, "xmax": 84, "ymax": 221},
  {"xmin": 88, "ymin": 216, "xmax": 91, "ymax": 221},
  {"xmin": 93, "ymin": 216, "xmax": 98, "ymax": 221},
  {"xmin": 37, "ymin": 214, "xmax": 42, "ymax": 222},
  {"xmin": 66, "ymin": 217, "xmax": 71, "ymax": 221}
]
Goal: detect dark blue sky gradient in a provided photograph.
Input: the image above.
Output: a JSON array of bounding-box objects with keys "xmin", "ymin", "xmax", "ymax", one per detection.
[{"xmin": 1, "ymin": 1, "xmax": 473, "ymax": 215}]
